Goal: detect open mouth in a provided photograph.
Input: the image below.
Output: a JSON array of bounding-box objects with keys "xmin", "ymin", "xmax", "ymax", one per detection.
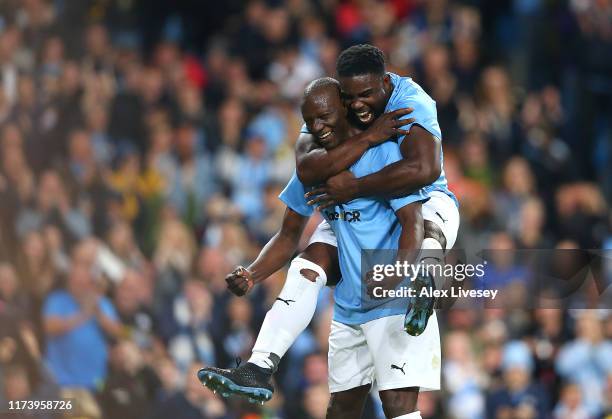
[
  {"xmin": 318, "ymin": 131, "xmax": 332, "ymax": 141},
  {"xmin": 355, "ymin": 110, "xmax": 373, "ymax": 123}
]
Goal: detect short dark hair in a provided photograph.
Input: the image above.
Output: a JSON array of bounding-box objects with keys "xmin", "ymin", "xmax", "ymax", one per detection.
[
  {"xmin": 336, "ymin": 44, "xmax": 386, "ymax": 77},
  {"xmin": 302, "ymin": 77, "xmax": 340, "ymax": 99}
]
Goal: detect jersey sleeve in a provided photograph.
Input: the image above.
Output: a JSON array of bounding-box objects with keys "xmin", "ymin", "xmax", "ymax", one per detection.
[
  {"xmin": 392, "ymin": 90, "xmax": 442, "ymax": 144},
  {"xmin": 389, "ymin": 188, "xmax": 430, "ymax": 212},
  {"xmin": 278, "ymin": 171, "xmax": 314, "ymax": 217}
]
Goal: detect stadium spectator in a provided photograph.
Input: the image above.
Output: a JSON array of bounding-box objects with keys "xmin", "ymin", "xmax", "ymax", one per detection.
[
  {"xmin": 486, "ymin": 340, "xmax": 550, "ymax": 418},
  {"xmin": 556, "ymin": 311, "xmax": 612, "ymax": 416},
  {"xmin": 43, "ymin": 257, "xmax": 121, "ymax": 390},
  {"xmin": 552, "ymin": 382, "xmax": 590, "ymax": 419}
]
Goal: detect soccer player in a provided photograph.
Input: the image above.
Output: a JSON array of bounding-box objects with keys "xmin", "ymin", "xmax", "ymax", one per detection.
[
  {"xmin": 296, "ymin": 44, "xmax": 459, "ymax": 335},
  {"xmin": 200, "ymin": 78, "xmax": 435, "ymax": 419},
  {"xmin": 200, "ymin": 44, "xmax": 460, "ymax": 417}
]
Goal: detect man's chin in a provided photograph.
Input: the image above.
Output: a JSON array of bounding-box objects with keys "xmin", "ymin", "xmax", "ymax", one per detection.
[{"xmin": 322, "ymin": 139, "xmax": 342, "ymax": 150}]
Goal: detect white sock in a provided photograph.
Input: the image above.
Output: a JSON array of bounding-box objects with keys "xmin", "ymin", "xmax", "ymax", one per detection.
[
  {"xmin": 392, "ymin": 412, "xmax": 422, "ymax": 419},
  {"xmin": 420, "ymin": 237, "xmax": 444, "ymax": 290},
  {"xmin": 249, "ymin": 257, "xmax": 326, "ymax": 370}
]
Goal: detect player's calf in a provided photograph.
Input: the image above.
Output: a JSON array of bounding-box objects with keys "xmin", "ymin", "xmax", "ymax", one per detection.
[
  {"xmin": 404, "ymin": 226, "xmax": 445, "ymax": 336},
  {"xmin": 199, "ymin": 243, "xmax": 337, "ymax": 403}
]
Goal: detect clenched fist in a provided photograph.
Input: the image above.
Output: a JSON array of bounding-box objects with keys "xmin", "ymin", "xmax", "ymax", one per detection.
[{"xmin": 225, "ymin": 266, "xmax": 254, "ymax": 296}]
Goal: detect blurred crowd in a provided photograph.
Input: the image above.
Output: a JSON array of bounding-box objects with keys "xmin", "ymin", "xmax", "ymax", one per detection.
[{"xmin": 0, "ymin": 0, "xmax": 611, "ymax": 418}]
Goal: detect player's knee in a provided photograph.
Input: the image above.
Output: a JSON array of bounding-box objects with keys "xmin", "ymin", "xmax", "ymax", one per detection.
[
  {"xmin": 289, "ymin": 257, "xmax": 327, "ymax": 286},
  {"xmin": 423, "ymin": 220, "xmax": 446, "ymax": 251},
  {"xmin": 299, "ymin": 242, "xmax": 339, "ymax": 280},
  {"xmin": 422, "ymin": 221, "xmax": 445, "ymax": 269},
  {"xmin": 299, "ymin": 268, "xmax": 318, "ymax": 282}
]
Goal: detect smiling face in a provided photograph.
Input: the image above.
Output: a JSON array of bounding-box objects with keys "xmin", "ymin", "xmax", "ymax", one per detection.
[
  {"xmin": 339, "ymin": 73, "xmax": 391, "ymax": 127},
  {"xmin": 301, "ymin": 86, "xmax": 349, "ymax": 150}
]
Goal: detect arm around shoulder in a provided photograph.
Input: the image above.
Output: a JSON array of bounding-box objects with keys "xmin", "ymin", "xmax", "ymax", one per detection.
[
  {"xmin": 352, "ymin": 125, "xmax": 441, "ymax": 199},
  {"xmin": 295, "ymin": 132, "xmax": 371, "ymax": 186}
]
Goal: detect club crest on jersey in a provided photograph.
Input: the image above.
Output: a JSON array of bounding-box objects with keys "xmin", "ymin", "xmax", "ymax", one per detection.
[{"xmin": 323, "ymin": 209, "xmax": 361, "ymax": 222}]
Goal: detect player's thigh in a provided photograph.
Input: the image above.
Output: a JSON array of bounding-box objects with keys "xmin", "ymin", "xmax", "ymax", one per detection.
[
  {"xmin": 298, "ymin": 242, "xmax": 339, "ymax": 285},
  {"xmin": 328, "ymin": 320, "xmax": 374, "ymax": 394},
  {"xmin": 422, "ymin": 191, "xmax": 460, "ymax": 250},
  {"xmin": 378, "ymin": 387, "xmax": 419, "ymax": 418},
  {"xmin": 327, "ymin": 384, "xmax": 372, "ymax": 419},
  {"xmin": 300, "ymin": 220, "xmax": 340, "ymax": 285},
  {"xmin": 362, "ymin": 314, "xmax": 441, "ymax": 392}
]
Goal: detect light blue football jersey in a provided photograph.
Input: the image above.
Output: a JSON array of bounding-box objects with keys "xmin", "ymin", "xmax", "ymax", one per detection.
[
  {"xmin": 386, "ymin": 72, "xmax": 458, "ymax": 207},
  {"xmin": 279, "ymin": 141, "xmax": 430, "ymax": 324}
]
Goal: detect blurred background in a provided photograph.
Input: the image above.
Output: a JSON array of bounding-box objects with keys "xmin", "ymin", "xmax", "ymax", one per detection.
[{"xmin": 0, "ymin": 0, "xmax": 611, "ymax": 418}]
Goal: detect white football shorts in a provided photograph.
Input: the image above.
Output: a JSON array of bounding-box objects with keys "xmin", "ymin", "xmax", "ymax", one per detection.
[{"xmin": 328, "ymin": 313, "xmax": 441, "ymax": 393}]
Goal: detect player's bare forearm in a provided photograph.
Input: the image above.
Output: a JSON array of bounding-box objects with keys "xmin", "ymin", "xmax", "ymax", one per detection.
[
  {"xmin": 354, "ymin": 125, "xmax": 441, "ymax": 199},
  {"xmin": 247, "ymin": 207, "xmax": 308, "ymax": 284},
  {"xmin": 295, "ymin": 108, "xmax": 416, "ymax": 186},
  {"xmin": 295, "ymin": 132, "xmax": 372, "ymax": 186}
]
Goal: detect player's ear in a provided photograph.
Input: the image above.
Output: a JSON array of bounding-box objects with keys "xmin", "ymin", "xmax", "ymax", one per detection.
[{"xmin": 383, "ymin": 74, "xmax": 391, "ymax": 90}]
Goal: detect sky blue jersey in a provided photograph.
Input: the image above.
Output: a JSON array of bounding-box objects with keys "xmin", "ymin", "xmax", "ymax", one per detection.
[
  {"xmin": 386, "ymin": 72, "xmax": 458, "ymax": 207},
  {"xmin": 279, "ymin": 141, "xmax": 430, "ymax": 324}
]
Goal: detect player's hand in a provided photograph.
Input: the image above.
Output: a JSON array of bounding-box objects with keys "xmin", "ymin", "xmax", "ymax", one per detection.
[
  {"xmin": 225, "ymin": 266, "xmax": 254, "ymax": 296},
  {"xmin": 305, "ymin": 171, "xmax": 357, "ymax": 209},
  {"xmin": 365, "ymin": 108, "xmax": 414, "ymax": 146}
]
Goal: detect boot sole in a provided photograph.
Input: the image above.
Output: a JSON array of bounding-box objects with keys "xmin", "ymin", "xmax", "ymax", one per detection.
[{"xmin": 197, "ymin": 369, "xmax": 273, "ymax": 404}]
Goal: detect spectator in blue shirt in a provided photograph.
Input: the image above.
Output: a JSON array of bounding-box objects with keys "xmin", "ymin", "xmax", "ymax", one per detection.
[
  {"xmin": 486, "ymin": 340, "xmax": 550, "ymax": 419},
  {"xmin": 556, "ymin": 312, "xmax": 612, "ymax": 416},
  {"xmin": 43, "ymin": 259, "xmax": 122, "ymax": 390}
]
